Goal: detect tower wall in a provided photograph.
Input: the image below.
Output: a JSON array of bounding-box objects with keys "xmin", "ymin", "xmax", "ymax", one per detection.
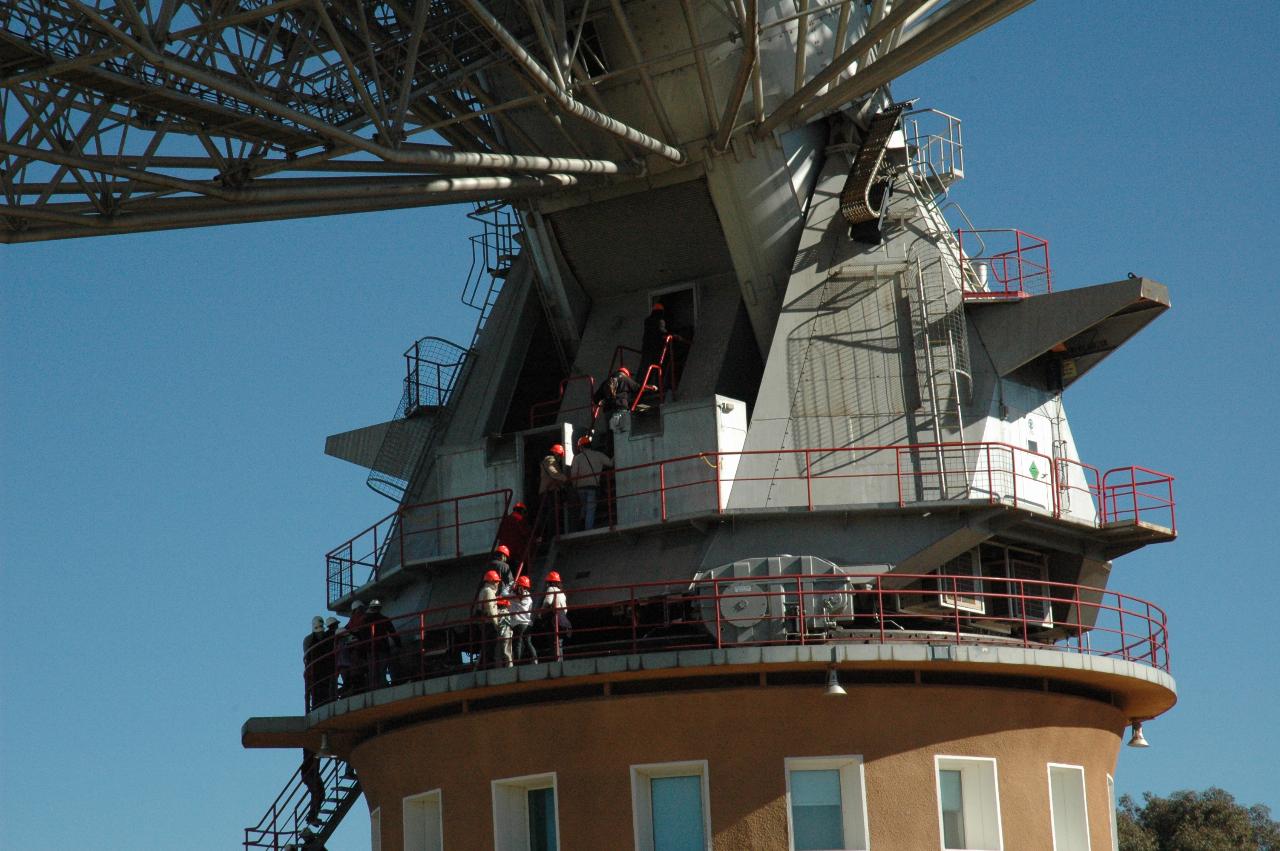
[{"xmin": 352, "ymin": 683, "xmax": 1125, "ymax": 850}]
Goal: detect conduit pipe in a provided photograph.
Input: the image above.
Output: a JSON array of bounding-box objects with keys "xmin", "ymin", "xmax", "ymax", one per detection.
[
  {"xmin": 0, "ymin": 175, "xmax": 580, "ymax": 243},
  {"xmin": 456, "ymin": 0, "xmax": 685, "ymax": 163}
]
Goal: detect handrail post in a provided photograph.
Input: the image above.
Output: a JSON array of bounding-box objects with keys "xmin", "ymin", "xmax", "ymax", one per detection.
[
  {"xmin": 876, "ymin": 575, "xmax": 885, "ymax": 646},
  {"xmin": 953, "ymin": 576, "xmax": 961, "ymax": 643},
  {"xmin": 805, "ymin": 449, "xmax": 813, "ymax": 511},
  {"xmin": 986, "ymin": 445, "xmax": 994, "ymax": 504},
  {"xmin": 1118, "ymin": 605, "xmax": 1127, "ymax": 662},
  {"xmin": 896, "ymin": 447, "xmax": 904, "ymax": 507},
  {"xmin": 713, "ymin": 577, "xmax": 722, "ymax": 649},
  {"xmin": 1074, "ymin": 585, "xmax": 1083, "ymax": 654},
  {"xmin": 714, "ymin": 452, "xmax": 723, "ymax": 513},
  {"xmin": 1131, "ymin": 468, "xmax": 1141, "ymax": 525},
  {"xmin": 659, "ymin": 462, "xmax": 667, "ymax": 521},
  {"xmin": 1019, "ymin": 578, "xmax": 1029, "ymax": 648},
  {"xmin": 630, "ymin": 586, "xmax": 638, "ymax": 654},
  {"xmin": 796, "ymin": 575, "xmax": 806, "ymax": 644}
]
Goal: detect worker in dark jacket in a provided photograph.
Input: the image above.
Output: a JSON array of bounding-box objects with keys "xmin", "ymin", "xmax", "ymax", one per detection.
[
  {"xmin": 496, "ymin": 502, "xmax": 532, "ymax": 570},
  {"xmin": 303, "ymin": 616, "xmax": 336, "ymax": 710},
  {"xmin": 339, "ymin": 600, "xmax": 367, "ymax": 695},
  {"xmin": 641, "ymin": 301, "xmax": 669, "ymax": 382},
  {"xmin": 354, "ymin": 599, "xmax": 400, "ymax": 688},
  {"xmin": 486, "ymin": 544, "xmax": 514, "ymax": 591},
  {"xmin": 596, "ymin": 366, "xmax": 650, "ymax": 433}
]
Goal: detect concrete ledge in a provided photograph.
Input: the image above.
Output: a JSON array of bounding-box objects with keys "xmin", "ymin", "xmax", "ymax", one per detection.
[{"xmin": 248, "ymin": 645, "xmax": 1177, "ymax": 750}]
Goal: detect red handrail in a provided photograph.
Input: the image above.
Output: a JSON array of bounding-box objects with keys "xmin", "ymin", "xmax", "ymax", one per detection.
[
  {"xmin": 330, "ymin": 445, "xmax": 1173, "ymax": 603},
  {"xmin": 528, "ymin": 374, "xmax": 597, "ymax": 428},
  {"xmin": 302, "ymin": 572, "xmax": 1171, "ymax": 709},
  {"xmin": 1101, "ymin": 465, "xmax": 1176, "ymax": 533},
  {"xmin": 547, "ymin": 441, "xmax": 1170, "ymax": 534},
  {"xmin": 956, "ymin": 228, "xmax": 1052, "ymax": 299},
  {"xmin": 326, "ymin": 488, "xmax": 512, "ymax": 604}
]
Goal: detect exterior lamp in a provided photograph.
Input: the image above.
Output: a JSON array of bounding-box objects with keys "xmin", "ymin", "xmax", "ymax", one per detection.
[
  {"xmin": 824, "ymin": 646, "xmax": 846, "ymax": 696},
  {"xmin": 1127, "ymin": 721, "xmax": 1149, "ymax": 748}
]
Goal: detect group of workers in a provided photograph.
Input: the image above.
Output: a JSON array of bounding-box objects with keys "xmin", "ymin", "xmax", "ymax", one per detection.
[
  {"xmin": 301, "ymin": 555, "xmax": 571, "ymax": 710},
  {"xmin": 302, "ymin": 597, "xmax": 401, "ymax": 710},
  {"xmin": 476, "ymin": 551, "xmax": 570, "ymax": 668}
]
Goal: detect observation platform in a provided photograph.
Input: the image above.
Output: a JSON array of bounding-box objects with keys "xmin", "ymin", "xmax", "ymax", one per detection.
[
  {"xmin": 325, "ymin": 440, "xmax": 1176, "ymax": 609},
  {"xmin": 244, "ymin": 574, "xmax": 1176, "ymax": 752}
]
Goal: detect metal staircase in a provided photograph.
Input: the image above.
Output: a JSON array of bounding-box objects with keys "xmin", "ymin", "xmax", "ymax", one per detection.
[
  {"xmin": 367, "ymin": 337, "xmax": 469, "ymax": 501},
  {"xmin": 245, "ymin": 756, "xmax": 362, "ymax": 851},
  {"xmin": 366, "ymin": 203, "xmax": 522, "ymax": 503},
  {"xmin": 462, "ymin": 201, "xmax": 519, "ymax": 353}
]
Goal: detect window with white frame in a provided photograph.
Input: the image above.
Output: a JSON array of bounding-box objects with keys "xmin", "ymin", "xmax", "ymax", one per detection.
[
  {"xmin": 1048, "ymin": 764, "xmax": 1090, "ymax": 851},
  {"xmin": 492, "ymin": 773, "xmax": 559, "ymax": 851},
  {"xmin": 1106, "ymin": 775, "xmax": 1118, "ymax": 851},
  {"xmin": 370, "ymin": 806, "xmax": 382, "ymax": 851},
  {"xmin": 631, "ymin": 761, "xmax": 711, "ymax": 851},
  {"xmin": 785, "ymin": 756, "xmax": 869, "ymax": 850},
  {"xmin": 934, "ymin": 756, "xmax": 1003, "ymax": 850},
  {"xmin": 403, "ymin": 789, "xmax": 443, "ymax": 851}
]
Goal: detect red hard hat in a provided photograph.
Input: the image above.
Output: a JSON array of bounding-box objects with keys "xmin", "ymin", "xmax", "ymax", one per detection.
[
  {"xmin": 652, "ymin": 302, "xmax": 664, "ymax": 311},
  {"xmin": 545, "ymin": 571, "xmax": 562, "ymax": 584},
  {"xmin": 495, "ymin": 544, "xmax": 510, "ymax": 558},
  {"xmin": 516, "ymin": 575, "xmax": 532, "ymax": 589},
  {"xmin": 577, "ymin": 435, "xmax": 591, "ymax": 448},
  {"xmin": 496, "ymin": 597, "xmax": 510, "ymax": 607},
  {"xmin": 551, "ymin": 444, "xmax": 564, "ymax": 456},
  {"xmin": 513, "ymin": 502, "xmax": 527, "ymax": 514},
  {"xmin": 484, "ymin": 570, "xmax": 501, "ymax": 583},
  {"xmin": 618, "ymin": 366, "xmax": 631, "ymax": 378}
]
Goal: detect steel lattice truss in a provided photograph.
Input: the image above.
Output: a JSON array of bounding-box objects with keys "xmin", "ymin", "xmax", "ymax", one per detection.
[{"xmin": 0, "ymin": 0, "xmax": 1030, "ymax": 242}]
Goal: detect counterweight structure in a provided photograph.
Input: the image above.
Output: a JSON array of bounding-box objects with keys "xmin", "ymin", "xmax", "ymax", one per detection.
[{"xmin": 4, "ymin": 2, "xmax": 1179, "ymax": 850}]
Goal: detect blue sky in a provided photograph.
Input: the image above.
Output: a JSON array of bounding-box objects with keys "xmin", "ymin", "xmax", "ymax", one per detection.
[{"xmin": 2, "ymin": 2, "xmax": 1277, "ymax": 849}]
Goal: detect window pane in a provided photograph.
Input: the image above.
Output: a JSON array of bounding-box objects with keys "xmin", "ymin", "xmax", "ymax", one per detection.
[
  {"xmin": 939, "ymin": 769, "xmax": 966, "ymax": 849},
  {"xmin": 527, "ymin": 787, "xmax": 558, "ymax": 851},
  {"xmin": 791, "ymin": 769, "xmax": 844, "ymax": 850},
  {"xmin": 1050, "ymin": 766, "xmax": 1088, "ymax": 851},
  {"xmin": 651, "ymin": 775, "xmax": 705, "ymax": 851}
]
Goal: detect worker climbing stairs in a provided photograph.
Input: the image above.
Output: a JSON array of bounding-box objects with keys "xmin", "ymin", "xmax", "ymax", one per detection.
[{"xmin": 244, "ymin": 756, "xmax": 361, "ymax": 851}]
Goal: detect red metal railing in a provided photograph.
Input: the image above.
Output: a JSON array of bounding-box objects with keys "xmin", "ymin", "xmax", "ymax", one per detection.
[
  {"xmin": 326, "ymin": 488, "xmax": 511, "ymax": 604},
  {"xmin": 1101, "ymin": 466, "xmax": 1176, "ymax": 532},
  {"xmin": 329, "ymin": 444, "xmax": 1173, "ymax": 600},
  {"xmin": 528, "ymin": 374, "xmax": 597, "ymax": 428},
  {"xmin": 302, "ymin": 573, "xmax": 1170, "ymax": 708},
  {"xmin": 547, "ymin": 442, "xmax": 1172, "ymax": 534},
  {"xmin": 956, "ymin": 229, "xmax": 1052, "ymax": 299},
  {"xmin": 527, "ymin": 334, "xmax": 687, "ymax": 428}
]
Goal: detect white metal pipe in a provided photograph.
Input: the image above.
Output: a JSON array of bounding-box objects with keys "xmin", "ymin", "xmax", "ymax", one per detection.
[{"xmin": 456, "ymin": 0, "xmax": 686, "ymax": 162}]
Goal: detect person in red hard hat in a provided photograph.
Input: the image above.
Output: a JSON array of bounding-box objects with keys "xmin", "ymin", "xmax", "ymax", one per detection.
[
  {"xmin": 486, "ymin": 544, "xmax": 513, "ymax": 592},
  {"xmin": 595, "ymin": 365, "xmax": 649, "ymax": 434},
  {"xmin": 542, "ymin": 570, "xmax": 570, "ymax": 661},
  {"xmin": 511, "ymin": 574, "xmax": 537, "ymax": 665},
  {"xmin": 476, "ymin": 568, "xmax": 512, "ymax": 667},
  {"xmin": 640, "ymin": 300, "xmax": 669, "ymax": 387},
  {"xmin": 538, "ymin": 443, "xmax": 570, "ymax": 536}
]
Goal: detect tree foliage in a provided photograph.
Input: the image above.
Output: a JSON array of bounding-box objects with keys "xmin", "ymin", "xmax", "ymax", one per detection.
[{"xmin": 1118, "ymin": 788, "xmax": 1280, "ymax": 851}]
